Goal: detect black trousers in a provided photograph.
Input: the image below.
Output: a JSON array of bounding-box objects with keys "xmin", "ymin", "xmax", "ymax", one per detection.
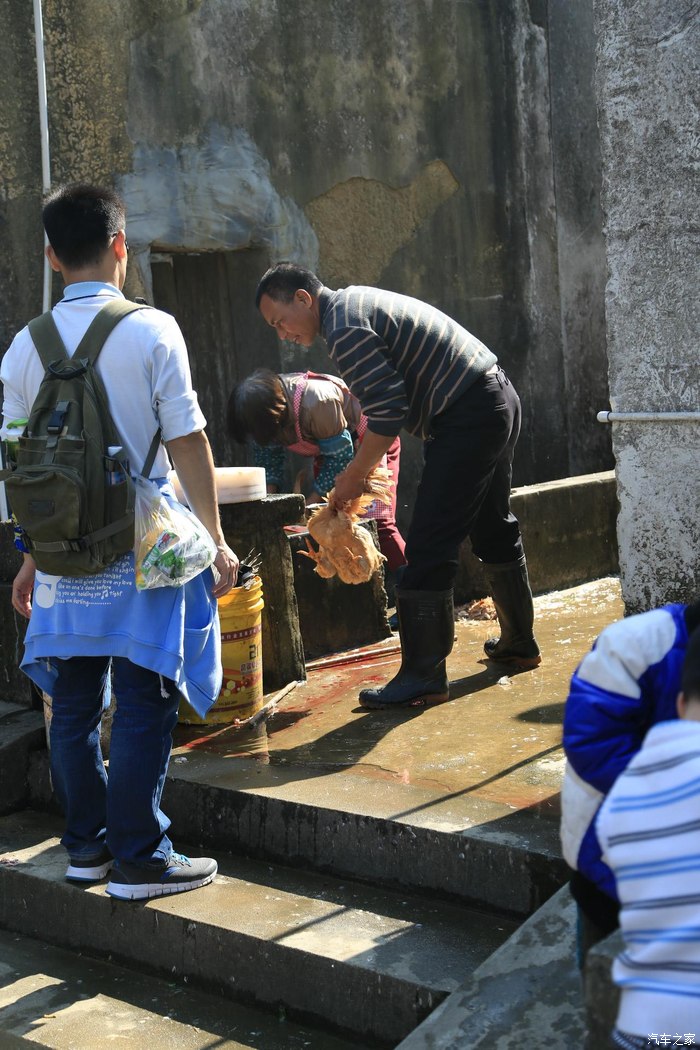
[{"xmin": 402, "ymin": 368, "xmax": 524, "ymax": 591}]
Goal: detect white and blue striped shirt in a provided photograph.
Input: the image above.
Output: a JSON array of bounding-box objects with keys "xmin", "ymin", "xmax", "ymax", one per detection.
[{"xmin": 597, "ymin": 719, "xmax": 700, "ymax": 1036}]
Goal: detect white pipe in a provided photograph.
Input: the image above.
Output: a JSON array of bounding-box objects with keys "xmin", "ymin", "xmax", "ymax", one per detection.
[
  {"xmin": 33, "ymin": 0, "xmax": 52, "ymax": 312},
  {"xmin": 597, "ymin": 410, "xmax": 700, "ymax": 424}
]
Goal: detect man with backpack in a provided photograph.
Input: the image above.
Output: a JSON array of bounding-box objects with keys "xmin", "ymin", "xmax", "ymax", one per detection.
[{"xmin": 0, "ymin": 183, "xmax": 238, "ymax": 900}]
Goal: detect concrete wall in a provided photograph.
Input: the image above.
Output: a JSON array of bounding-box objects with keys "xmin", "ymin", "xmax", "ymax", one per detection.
[
  {"xmin": 592, "ymin": 1, "xmax": 700, "ymax": 612},
  {"xmin": 0, "ymin": 0, "xmax": 612, "ymax": 507},
  {"xmin": 456, "ymin": 470, "xmax": 619, "ymax": 602}
]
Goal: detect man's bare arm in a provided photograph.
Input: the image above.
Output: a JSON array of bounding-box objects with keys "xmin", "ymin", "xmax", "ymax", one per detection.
[{"xmin": 331, "ymin": 430, "xmax": 396, "ymax": 508}]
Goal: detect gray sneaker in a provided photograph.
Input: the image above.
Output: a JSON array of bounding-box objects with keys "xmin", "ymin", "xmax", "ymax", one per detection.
[
  {"xmin": 106, "ymin": 852, "xmax": 217, "ymax": 901},
  {"xmin": 66, "ymin": 846, "xmax": 113, "ymax": 883}
]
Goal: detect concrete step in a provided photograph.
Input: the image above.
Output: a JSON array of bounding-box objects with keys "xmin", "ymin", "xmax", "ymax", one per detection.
[
  {"xmin": 160, "ymin": 746, "xmax": 567, "ymax": 919},
  {"xmin": 0, "ymin": 701, "xmax": 45, "ymax": 817},
  {"xmin": 0, "ymin": 811, "xmax": 519, "ymax": 1046},
  {"xmin": 23, "ymin": 738, "xmax": 568, "ymax": 920},
  {"xmin": 0, "ymin": 927, "xmax": 371, "ymax": 1049},
  {"xmin": 394, "ymin": 885, "xmax": 587, "ymax": 1048}
]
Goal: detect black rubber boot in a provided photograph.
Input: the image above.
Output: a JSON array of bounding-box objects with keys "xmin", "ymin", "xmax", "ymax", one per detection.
[
  {"xmin": 482, "ymin": 557, "xmax": 541, "ymax": 669},
  {"xmin": 359, "ymin": 589, "xmax": 454, "ymax": 708}
]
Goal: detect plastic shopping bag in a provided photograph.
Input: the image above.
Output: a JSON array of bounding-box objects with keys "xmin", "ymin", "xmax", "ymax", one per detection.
[{"xmin": 133, "ymin": 476, "xmax": 217, "ymax": 590}]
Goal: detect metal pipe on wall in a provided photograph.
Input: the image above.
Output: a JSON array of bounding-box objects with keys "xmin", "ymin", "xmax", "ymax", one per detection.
[
  {"xmin": 597, "ymin": 411, "xmax": 700, "ymax": 424},
  {"xmin": 33, "ymin": 0, "xmax": 52, "ymax": 311}
]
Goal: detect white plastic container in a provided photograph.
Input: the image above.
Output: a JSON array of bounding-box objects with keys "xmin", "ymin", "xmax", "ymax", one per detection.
[{"xmin": 169, "ymin": 466, "xmax": 266, "ymax": 505}]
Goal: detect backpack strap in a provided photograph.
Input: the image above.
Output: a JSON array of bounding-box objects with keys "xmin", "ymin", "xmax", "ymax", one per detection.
[
  {"xmin": 141, "ymin": 428, "xmax": 164, "ymax": 479},
  {"xmin": 27, "ymin": 299, "xmax": 147, "ymax": 369},
  {"xmin": 73, "ymin": 299, "xmax": 147, "ymax": 365},
  {"xmin": 31, "ymin": 517, "xmax": 134, "ymax": 555},
  {"xmin": 29, "ymin": 298, "xmax": 165, "ymax": 478},
  {"xmin": 27, "ymin": 312, "xmax": 69, "ymax": 370},
  {"xmin": 77, "ymin": 301, "xmax": 165, "ymax": 476}
]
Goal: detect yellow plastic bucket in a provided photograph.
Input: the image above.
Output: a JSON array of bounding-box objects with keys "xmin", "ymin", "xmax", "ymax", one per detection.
[{"xmin": 179, "ymin": 577, "xmax": 264, "ymax": 725}]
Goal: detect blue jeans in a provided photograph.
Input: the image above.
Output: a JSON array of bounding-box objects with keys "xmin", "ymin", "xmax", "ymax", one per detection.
[{"xmin": 49, "ymin": 656, "xmax": 179, "ymax": 867}]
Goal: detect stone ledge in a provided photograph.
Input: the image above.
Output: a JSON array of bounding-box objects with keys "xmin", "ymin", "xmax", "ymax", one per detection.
[
  {"xmin": 0, "ymin": 702, "xmax": 46, "ymax": 815},
  {"xmin": 396, "ymin": 884, "xmax": 586, "ymax": 1048},
  {"xmin": 456, "ymin": 470, "xmax": 619, "ymax": 602}
]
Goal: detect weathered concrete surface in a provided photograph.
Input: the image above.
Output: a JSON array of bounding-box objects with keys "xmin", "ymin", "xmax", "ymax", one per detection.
[
  {"xmin": 306, "ymin": 161, "xmax": 460, "ymax": 288},
  {"xmin": 584, "ymin": 931, "xmax": 621, "ymax": 1050},
  {"xmin": 592, "ymin": 0, "xmax": 700, "ymax": 611},
  {"xmin": 0, "ymin": 0, "xmax": 612, "ymax": 496},
  {"xmin": 12, "ymin": 578, "xmax": 623, "ymax": 917},
  {"xmin": 122, "ymin": 126, "xmax": 318, "ymax": 298},
  {"xmin": 0, "ymin": 702, "xmax": 44, "ymax": 815},
  {"xmin": 396, "ymin": 886, "xmax": 585, "ymax": 1048},
  {"xmin": 0, "ymin": 521, "xmax": 22, "ymax": 582},
  {"xmin": 0, "ymin": 927, "xmax": 371, "ymax": 1050},
  {"xmin": 456, "ymin": 470, "xmax": 618, "ymax": 602},
  {"xmin": 514, "ymin": 472, "xmax": 619, "ymax": 594},
  {"xmin": 219, "ymin": 494, "xmax": 307, "ymax": 692},
  {"xmin": 162, "ymin": 578, "xmax": 623, "ymax": 918},
  {"xmin": 0, "ymin": 0, "xmax": 45, "ymax": 349},
  {"xmin": 0, "ymin": 811, "xmax": 516, "ymax": 1047},
  {"xmin": 0, "ymin": 585, "xmax": 33, "ymax": 706},
  {"xmin": 0, "ymin": 577, "xmax": 626, "ymax": 1045},
  {"xmin": 288, "ymin": 522, "xmax": 391, "ymax": 659},
  {"xmin": 548, "ymin": 1, "xmax": 610, "ymax": 480}
]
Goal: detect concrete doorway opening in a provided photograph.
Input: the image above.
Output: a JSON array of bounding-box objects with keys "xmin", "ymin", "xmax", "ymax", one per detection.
[{"xmin": 150, "ymin": 247, "xmax": 279, "ymax": 469}]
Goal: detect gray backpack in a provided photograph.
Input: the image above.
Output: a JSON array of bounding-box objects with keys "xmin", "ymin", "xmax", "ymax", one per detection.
[{"xmin": 1, "ymin": 299, "xmax": 161, "ymax": 576}]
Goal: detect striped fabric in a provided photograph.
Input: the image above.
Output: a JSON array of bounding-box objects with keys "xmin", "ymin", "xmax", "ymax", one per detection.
[
  {"xmin": 317, "ymin": 286, "xmax": 497, "ymax": 439},
  {"xmin": 612, "ymin": 1031, "xmax": 649, "ymax": 1050},
  {"xmin": 597, "ymin": 719, "xmax": 700, "ymax": 1037},
  {"xmin": 561, "ymin": 604, "xmax": 688, "ymax": 900}
]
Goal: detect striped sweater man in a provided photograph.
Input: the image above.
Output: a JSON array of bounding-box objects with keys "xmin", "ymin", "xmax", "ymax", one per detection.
[
  {"xmin": 597, "ymin": 716, "xmax": 700, "ymax": 1043},
  {"xmin": 256, "ymin": 263, "xmax": 540, "ymax": 709},
  {"xmin": 317, "ymin": 285, "xmax": 497, "ymax": 439}
]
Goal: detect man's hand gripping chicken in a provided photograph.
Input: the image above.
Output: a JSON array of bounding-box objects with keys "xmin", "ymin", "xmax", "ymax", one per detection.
[{"xmin": 300, "ymin": 467, "xmax": 392, "ymax": 584}]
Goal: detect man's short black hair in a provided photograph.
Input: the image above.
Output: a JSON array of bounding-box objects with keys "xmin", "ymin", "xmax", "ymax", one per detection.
[
  {"xmin": 42, "ymin": 183, "xmax": 126, "ymax": 269},
  {"xmin": 255, "ymin": 262, "xmax": 322, "ymax": 309},
  {"xmin": 682, "ymin": 625, "xmax": 700, "ymax": 702}
]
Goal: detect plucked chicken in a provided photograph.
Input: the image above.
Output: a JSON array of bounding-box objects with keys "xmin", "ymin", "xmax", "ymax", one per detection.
[{"xmin": 300, "ymin": 467, "xmax": 392, "ymax": 584}]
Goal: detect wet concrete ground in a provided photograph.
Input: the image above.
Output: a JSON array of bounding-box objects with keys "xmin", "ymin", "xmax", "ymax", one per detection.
[
  {"xmin": 172, "ymin": 577, "xmax": 623, "ymax": 850},
  {"xmin": 0, "ymin": 577, "xmax": 624, "ymax": 1049}
]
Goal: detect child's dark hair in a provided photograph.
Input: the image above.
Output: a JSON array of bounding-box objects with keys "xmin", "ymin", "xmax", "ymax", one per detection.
[
  {"xmin": 42, "ymin": 183, "xmax": 126, "ymax": 269},
  {"xmin": 682, "ymin": 625, "xmax": 700, "ymax": 702},
  {"xmin": 226, "ymin": 369, "xmax": 289, "ymax": 446}
]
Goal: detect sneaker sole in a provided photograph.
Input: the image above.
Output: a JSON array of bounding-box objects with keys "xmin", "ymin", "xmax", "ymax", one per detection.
[
  {"xmin": 105, "ymin": 871, "xmax": 216, "ymax": 901},
  {"xmin": 65, "ymin": 860, "xmax": 114, "ymax": 882}
]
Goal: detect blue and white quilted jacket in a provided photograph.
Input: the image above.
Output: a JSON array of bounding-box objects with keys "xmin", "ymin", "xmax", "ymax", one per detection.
[{"xmin": 560, "ymin": 603, "xmax": 690, "ymax": 900}]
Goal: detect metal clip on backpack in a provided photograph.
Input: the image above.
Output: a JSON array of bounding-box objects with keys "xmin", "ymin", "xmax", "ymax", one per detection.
[{"xmin": 1, "ymin": 299, "xmax": 161, "ymax": 577}]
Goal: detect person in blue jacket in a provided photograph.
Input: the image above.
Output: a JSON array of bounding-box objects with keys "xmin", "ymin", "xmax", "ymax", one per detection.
[{"xmin": 560, "ymin": 595, "xmax": 700, "ymax": 963}]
